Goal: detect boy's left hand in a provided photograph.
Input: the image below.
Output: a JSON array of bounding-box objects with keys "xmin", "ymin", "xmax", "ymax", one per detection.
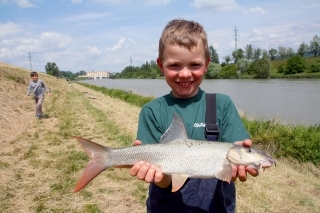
[{"xmin": 231, "ymin": 139, "xmax": 259, "ymax": 182}]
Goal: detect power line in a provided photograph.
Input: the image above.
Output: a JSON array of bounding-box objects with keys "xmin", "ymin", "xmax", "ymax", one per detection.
[{"xmin": 28, "ymin": 52, "xmax": 33, "ymax": 71}]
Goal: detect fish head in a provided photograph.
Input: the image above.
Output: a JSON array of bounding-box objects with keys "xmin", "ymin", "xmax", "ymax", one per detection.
[{"xmin": 227, "ymin": 145, "xmax": 276, "ymax": 170}]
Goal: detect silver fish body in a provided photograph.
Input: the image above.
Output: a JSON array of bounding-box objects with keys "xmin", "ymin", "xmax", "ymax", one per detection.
[
  {"xmin": 108, "ymin": 139, "xmax": 233, "ymax": 178},
  {"xmin": 73, "ymin": 114, "xmax": 275, "ymax": 192}
]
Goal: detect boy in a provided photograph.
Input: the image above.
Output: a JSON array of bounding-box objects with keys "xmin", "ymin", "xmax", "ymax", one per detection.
[
  {"xmin": 25, "ymin": 71, "xmax": 51, "ymax": 119},
  {"xmin": 129, "ymin": 19, "xmax": 258, "ymax": 212}
]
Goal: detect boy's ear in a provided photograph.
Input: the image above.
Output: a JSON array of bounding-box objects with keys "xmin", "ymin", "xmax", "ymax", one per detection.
[
  {"xmin": 157, "ymin": 58, "xmax": 164, "ymax": 73},
  {"xmin": 206, "ymin": 58, "xmax": 210, "ymax": 67},
  {"xmin": 204, "ymin": 58, "xmax": 210, "ymax": 72}
]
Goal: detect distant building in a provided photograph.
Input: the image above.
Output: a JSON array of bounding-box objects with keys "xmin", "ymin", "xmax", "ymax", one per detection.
[{"xmin": 86, "ymin": 71, "xmax": 110, "ymax": 79}]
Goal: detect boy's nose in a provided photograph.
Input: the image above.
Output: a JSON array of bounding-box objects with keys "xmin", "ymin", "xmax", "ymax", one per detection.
[{"xmin": 179, "ymin": 68, "xmax": 192, "ymax": 78}]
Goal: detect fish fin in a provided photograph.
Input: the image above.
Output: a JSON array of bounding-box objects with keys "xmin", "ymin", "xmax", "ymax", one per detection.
[
  {"xmin": 215, "ymin": 164, "xmax": 232, "ymax": 183},
  {"xmin": 72, "ymin": 136, "xmax": 111, "ymax": 192},
  {"xmin": 171, "ymin": 174, "xmax": 188, "ymax": 192},
  {"xmin": 160, "ymin": 114, "xmax": 188, "ymax": 143}
]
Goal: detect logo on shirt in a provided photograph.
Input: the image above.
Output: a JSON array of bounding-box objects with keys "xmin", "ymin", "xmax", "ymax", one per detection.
[{"xmin": 193, "ymin": 123, "xmax": 206, "ymax": 127}]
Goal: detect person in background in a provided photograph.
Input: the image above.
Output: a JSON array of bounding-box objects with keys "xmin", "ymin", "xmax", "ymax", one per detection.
[
  {"xmin": 25, "ymin": 71, "xmax": 51, "ymax": 119},
  {"xmin": 129, "ymin": 19, "xmax": 258, "ymax": 213}
]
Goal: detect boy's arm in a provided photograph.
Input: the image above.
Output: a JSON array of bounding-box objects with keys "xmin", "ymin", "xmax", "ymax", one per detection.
[
  {"xmin": 25, "ymin": 82, "xmax": 31, "ymax": 99},
  {"xmin": 41, "ymin": 80, "xmax": 51, "ymax": 95}
]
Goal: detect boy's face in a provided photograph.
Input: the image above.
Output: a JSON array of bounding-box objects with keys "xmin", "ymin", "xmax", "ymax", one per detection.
[
  {"xmin": 157, "ymin": 43, "xmax": 209, "ymax": 98},
  {"xmin": 31, "ymin": 75, "xmax": 38, "ymax": 82}
]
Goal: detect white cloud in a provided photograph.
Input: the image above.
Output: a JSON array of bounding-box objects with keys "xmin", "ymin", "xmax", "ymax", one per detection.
[
  {"xmin": 13, "ymin": 0, "xmax": 35, "ymax": 8},
  {"xmin": 70, "ymin": 0, "xmax": 82, "ymax": 4},
  {"xmin": 145, "ymin": 0, "xmax": 171, "ymax": 6},
  {"xmin": 58, "ymin": 12, "xmax": 110, "ymax": 22},
  {"xmin": 252, "ymin": 29, "xmax": 262, "ymax": 35},
  {"xmin": 88, "ymin": 46, "xmax": 101, "ymax": 54},
  {"xmin": 192, "ymin": 0, "xmax": 238, "ymax": 11},
  {"xmin": 0, "ymin": 47, "xmax": 11, "ymax": 58},
  {"xmin": 0, "ymin": 22, "xmax": 21, "ymax": 39},
  {"xmin": 243, "ymin": 7, "xmax": 266, "ymax": 15},
  {"xmin": 110, "ymin": 38, "xmax": 126, "ymax": 51},
  {"xmin": 268, "ymin": 34, "xmax": 278, "ymax": 39},
  {"xmin": 38, "ymin": 32, "xmax": 73, "ymax": 50}
]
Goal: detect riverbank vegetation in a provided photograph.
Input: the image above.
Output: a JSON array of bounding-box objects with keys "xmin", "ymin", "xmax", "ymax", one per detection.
[{"xmin": 1, "ymin": 62, "xmax": 319, "ymax": 212}]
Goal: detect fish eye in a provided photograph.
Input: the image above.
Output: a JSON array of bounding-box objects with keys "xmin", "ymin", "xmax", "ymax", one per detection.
[{"xmin": 247, "ymin": 148, "xmax": 252, "ymax": 153}]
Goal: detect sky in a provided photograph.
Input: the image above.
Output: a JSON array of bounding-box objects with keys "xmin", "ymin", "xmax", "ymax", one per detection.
[{"xmin": 0, "ymin": 0, "xmax": 319, "ymax": 73}]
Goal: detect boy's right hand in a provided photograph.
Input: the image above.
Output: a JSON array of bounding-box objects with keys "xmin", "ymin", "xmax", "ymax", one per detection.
[
  {"xmin": 25, "ymin": 95, "xmax": 28, "ymax": 99},
  {"xmin": 129, "ymin": 140, "xmax": 171, "ymax": 188}
]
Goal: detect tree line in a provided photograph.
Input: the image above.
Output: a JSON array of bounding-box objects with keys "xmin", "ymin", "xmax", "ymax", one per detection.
[
  {"xmin": 44, "ymin": 62, "xmax": 86, "ymax": 80},
  {"xmin": 44, "ymin": 35, "xmax": 320, "ymax": 79}
]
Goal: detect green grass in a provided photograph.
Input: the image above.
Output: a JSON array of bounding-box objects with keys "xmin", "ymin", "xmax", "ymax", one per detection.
[
  {"xmin": 77, "ymin": 82, "xmax": 154, "ymax": 107},
  {"xmin": 243, "ymin": 118, "xmax": 320, "ymax": 165}
]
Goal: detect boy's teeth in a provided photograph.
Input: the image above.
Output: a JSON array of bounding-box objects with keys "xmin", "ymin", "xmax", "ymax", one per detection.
[{"xmin": 179, "ymin": 82, "xmax": 191, "ymax": 86}]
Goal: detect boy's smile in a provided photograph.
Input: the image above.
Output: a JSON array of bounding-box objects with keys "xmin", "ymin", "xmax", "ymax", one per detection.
[{"xmin": 157, "ymin": 43, "xmax": 209, "ymax": 98}]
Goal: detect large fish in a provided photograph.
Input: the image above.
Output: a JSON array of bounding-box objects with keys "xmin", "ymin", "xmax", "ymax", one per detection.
[{"xmin": 72, "ymin": 114, "xmax": 275, "ymax": 193}]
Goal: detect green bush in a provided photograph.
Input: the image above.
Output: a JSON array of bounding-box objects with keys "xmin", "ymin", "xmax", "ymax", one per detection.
[
  {"xmin": 218, "ymin": 64, "xmax": 237, "ymax": 79},
  {"xmin": 253, "ymin": 57, "xmax": 270, "ymax": 78},
  {"xmin": 309, "ymin": 62, "xmax": 320, "ymax": 73},
  {"xmin": 205, "ymin": 62, "xmax": 221, "ymax": 79},
  {"xmin": 285, "ymin": 55, "xmax": 307, "ymax": 74},
  {"xmin": 277, "ymin": 64, "xmax": 286, "ymax": 73}
]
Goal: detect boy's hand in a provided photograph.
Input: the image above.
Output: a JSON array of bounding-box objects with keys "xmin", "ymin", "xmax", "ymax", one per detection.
[
  {"xmin": 130, "ymin": 140, "xmax": 164, "ymax": 182},
  {"xmin": 231, "ymin": 139, "xmax": 259, "ymax": 182},
  {"xmin": 129, "ymin": 140, "xmax": 171, "ymax": 188},
  {"xmin": 25, "ymin": 95, "xmax": 28, "ymax": 99}
]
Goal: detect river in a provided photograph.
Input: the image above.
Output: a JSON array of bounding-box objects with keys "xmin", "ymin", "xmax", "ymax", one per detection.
[{"xmin": 79, "ymin": 79, "xmax": 320, "ymax": 126}]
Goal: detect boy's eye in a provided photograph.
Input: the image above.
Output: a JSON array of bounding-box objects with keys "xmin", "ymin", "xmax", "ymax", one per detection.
[{"xmin": 168, "ymin": 64, "xmax": 179, "ymax": 68}]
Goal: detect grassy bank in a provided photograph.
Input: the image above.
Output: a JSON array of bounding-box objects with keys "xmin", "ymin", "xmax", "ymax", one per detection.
[{"xmin": 1, "ymin": 62, "xmax": 319, "ymax": 213}]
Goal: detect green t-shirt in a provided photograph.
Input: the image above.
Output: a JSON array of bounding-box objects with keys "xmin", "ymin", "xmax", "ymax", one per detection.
[{"xmin": 137, "ymin": 88, "xmax": 249, "ymax": 143}]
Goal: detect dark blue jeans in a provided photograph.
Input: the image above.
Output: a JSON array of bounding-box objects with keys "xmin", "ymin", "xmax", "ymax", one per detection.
[{"xmin": 146, "ymin": 179, "xmax": 236, "ymax": 213}]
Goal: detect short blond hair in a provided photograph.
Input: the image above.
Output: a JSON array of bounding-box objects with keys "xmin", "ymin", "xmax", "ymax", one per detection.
[{"xmin": 158, "ymin": 19, "xmax": 210, "ymax": 61}]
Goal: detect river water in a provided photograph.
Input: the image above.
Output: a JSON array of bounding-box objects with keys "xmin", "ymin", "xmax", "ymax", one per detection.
[{"xmin": 79, "ymin": 79, "xmax": 320, "ymax": 126}]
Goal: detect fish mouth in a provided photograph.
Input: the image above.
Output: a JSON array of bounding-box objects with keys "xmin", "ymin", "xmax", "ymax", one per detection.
[{"xmin": 260, "ymin": 159, "xmax": 276, "ymax": 168}]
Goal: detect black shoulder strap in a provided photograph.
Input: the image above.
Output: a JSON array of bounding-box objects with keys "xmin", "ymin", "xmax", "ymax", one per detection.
[{"xmin": 205, "ymin": 93, "xmax": 220, "ymax": 141}]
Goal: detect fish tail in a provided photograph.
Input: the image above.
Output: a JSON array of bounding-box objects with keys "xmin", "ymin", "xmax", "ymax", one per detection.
[{"xmin": 72, "ymin": 136, "xmax": 111, "ymax": 193}]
